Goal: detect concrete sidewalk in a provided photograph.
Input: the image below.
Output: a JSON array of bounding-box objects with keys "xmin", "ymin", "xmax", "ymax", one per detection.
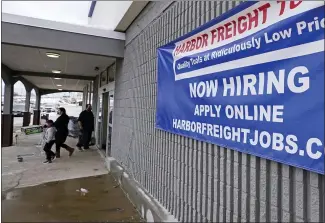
[
  {"xmin": 2, "ymin": 133, "xmax": 107, "ymax": 192},
  {"xmin": 2, "ymin": 133, "xmax": 142, "ymax": 222}
]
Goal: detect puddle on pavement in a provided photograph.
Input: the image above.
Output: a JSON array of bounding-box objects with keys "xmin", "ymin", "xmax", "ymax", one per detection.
[{"xmin": 2, "ymin": 174, "xmax": 142, "ymax": 222}]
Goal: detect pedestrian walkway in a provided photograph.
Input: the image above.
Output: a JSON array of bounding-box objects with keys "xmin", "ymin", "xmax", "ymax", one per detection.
[
  {"xmin": 2, "ymin": 133, "xmax": 107, "ymax": 191},
  {"xmin": 2, "ymin": 133, "xmax": 142, "ymax": 222}
]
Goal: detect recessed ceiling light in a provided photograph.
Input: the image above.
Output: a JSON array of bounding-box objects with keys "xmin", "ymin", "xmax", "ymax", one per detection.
[
  {"xmin": 54, "ymin": 78, "xmax": 61, "ymax": 80},
  {"xmin": 46, "ymin": 52, "xmax": 60, "ymax": 58},
  {"xmin": 52, "ymin": 70, "xmax": 61, "ymax": 74},
  {"xmin": 56, "ymin": 84, "xmax": 62, "ymax": 87},
  {"xmin": 58, "ymin": 89, "xmax": 62, "ymax": 91}
]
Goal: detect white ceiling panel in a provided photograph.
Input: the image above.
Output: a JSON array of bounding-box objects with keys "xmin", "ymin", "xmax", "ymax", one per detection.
[
  {"xmin": 22, "ymin": 75, "xmax": 90, "ymax": 91},
  {"xmin": 2, "ymin": 44, "xmax": 46, "ymax": 72},
  {"xmin": 2, "ymin": 43, "xmax": 115, "ymax": 91},
  {"xmin": 2, "ymin": 44, "xmax": 115, "ymax": 76}
]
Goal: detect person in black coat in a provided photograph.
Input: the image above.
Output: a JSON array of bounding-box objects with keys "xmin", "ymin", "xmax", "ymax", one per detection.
[
  {"xmin": 76, "ymin": 104, "xmax": 94, "ymax": 150},
  {"xmin": 54, "ymin": 107, "xmax": 74, "ymax": 158}
]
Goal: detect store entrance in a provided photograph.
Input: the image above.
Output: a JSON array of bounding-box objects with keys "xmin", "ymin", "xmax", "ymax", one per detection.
[
  {"xmin": 97, "ymin": 92, "xmax": 109, "ymax": 153},
  {"xmin": 96, "ymin": 94, "xmax": 102, "ymax": 150},
  {"xmin": 96, "ymin": 63, "xmax": 115, "ymax": 157},
  {"xmin": 106, "ymin": 91, "xmax": 114, "ymax": 157},
  {"xmin": 96, "ymin": 89, "xmax": 114, "ymax": 156}
]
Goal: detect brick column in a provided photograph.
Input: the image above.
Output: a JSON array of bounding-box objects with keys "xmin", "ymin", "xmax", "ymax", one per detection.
[
  {"xmin": 2, "ymin": 84, "xmax": 14, "ymax": 147},
  {"xmin": 33, "ymin": 92, "xmax": 41, "ymax": 125},
  {"xmin": 23, "ymin": 90, "xmax": 31, "ymax": 126}
]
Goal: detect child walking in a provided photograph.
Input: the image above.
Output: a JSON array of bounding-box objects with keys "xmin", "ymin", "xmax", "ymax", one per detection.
[
  {"xmin": 37, "ymin": 124, "xmax": 48, "ymax": 148},
  {"xmin": 43, "ymin": 120, "xmax": 57, "ymax": 164}
]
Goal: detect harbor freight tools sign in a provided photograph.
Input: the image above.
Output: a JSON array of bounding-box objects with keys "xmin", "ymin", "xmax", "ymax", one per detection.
[{"xmin": 156, "ymin": 1, "xmax": 325, "ymax": 174}]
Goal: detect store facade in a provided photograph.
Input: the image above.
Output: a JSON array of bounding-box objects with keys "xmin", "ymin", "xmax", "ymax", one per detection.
[{"xmin": 86, "ymin": 2, "xmax": 325, "ymax": 222}]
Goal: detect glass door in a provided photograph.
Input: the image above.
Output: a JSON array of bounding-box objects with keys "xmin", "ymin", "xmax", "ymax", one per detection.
[
  {"xmin": 96, "ymin": 94, "xmax": 103, "ymax": 148},
  {"xmin": 106, "ymin": 91, "xmax": 114, "ymax": 157},
  {"xmin": 98, "ymin": 92, "xmax": 109, "ymax": 153}
]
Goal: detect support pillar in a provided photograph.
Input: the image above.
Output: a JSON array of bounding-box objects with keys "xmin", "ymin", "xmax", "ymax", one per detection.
[
  {"xmin": 85, "ymin": 84, "xmax": 89, "ymax": 106},
  {"xmin": 92, "ymin": 77, "xmax": 99, "ymax": 122},
  {"xmin": 82, "ymin": 86, "xmax": 85, "ymax": 110},
  {"xmin": 2, "ymin": 84, "xmax": 14, "ymax": 147},
  {"xmin": 33, "ymin": 92, "xmax": 41, "ymax": 125},
  {"xmin": 109, "ymin": 59, "xmax": 123, "ymax": 154},
  {"xmin": 92, "ymin": 76, "xmax": 99, "ymax": 145},
  {"xmin": 102, "ymin": 92, "xmax": 109, "ymax": 151},
  {"xmin": 88, "ymin": 82, "xmax": 92, "ymax": 104},
  {"xmin": 23, "ymin": 90, "xmax": 31, "ymax": 126},
  {"xmin": 82, "ymin": 85, "xmax": 88, "ymax": 110}
]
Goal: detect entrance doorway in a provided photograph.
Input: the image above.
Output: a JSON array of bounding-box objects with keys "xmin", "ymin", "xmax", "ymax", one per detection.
[
  {"xmin": 96, "ymin": 89, "xmax": 114, "ymax": 157},
  {"xmin": 97, "ymin": 92, "xmax": 109, "ymax": 153},
  {"xmin": 96, "ymin": 63, "xmax": 115, "ymax": 156},
  {"xmin": 106, "ymin": 91, "xmax": 114, "ymax": 156},
  {"xmin": 96, "ymin": 93, "xmax": 103, "ymax": 150}
]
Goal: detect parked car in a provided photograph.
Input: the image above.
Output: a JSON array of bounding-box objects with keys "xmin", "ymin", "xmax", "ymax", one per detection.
[
  {"xmin": 12, "ymin": 111, "xmax": 23, "ymax": 117},
  {"xmin": 13, "ymin": 104, "xmax": 25, "ymax": 117},
  {"xmin": 41, "ymin": 112, "xmax": 49, "ymax": 120},
  {"xmin": 42, "ymin": 107, "xmax": 55, "ymax": 113}
]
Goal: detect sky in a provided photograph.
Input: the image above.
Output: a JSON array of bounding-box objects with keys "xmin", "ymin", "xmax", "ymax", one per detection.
[
  {"xmin": 2, "ymin": 1, "xmax": 132, "ymax": 29},
  {"xmin": 2, "ymin": 1, "xmax": 91, "ymax": 26}
]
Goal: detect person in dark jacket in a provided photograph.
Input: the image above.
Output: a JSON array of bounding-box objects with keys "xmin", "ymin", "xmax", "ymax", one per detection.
[
  {"xmin": 77, "ymin": 104, "xmax": 94, "ymax": 150},
  {"xmin": 54, "ymin": 107, "xmax": 74, "ymax": 158}
]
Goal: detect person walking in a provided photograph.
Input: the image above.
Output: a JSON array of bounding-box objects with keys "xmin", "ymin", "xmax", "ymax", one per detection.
[
  {"xmin": 77, "ymin": 104, "xmax": 94, "ymax": 150},
  {"xmin": 54, "ymin": 107, "xmax": 74, "ymax": 158},
  {"xmin": 42, "ymin": 120, "xmax": 56, "ymax": 164}
]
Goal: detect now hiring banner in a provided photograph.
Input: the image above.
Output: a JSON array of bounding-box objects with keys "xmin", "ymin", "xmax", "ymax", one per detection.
[{"xmin": 156, "ymin": 1, "xmax": 325, "ymax": 174}]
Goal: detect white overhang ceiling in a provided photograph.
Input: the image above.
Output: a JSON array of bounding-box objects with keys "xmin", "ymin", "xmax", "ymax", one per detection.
[{"xmin": 2, "ymin": 44, "xmax": 115, "ymax": 91}]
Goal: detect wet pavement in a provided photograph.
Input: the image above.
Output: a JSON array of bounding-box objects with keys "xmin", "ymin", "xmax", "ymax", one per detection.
[
  {"xmin": 2, "ymin": 134, "xmax": 108, "ymax": 191},
  {"xmin": 2, "ymin": 174, "xmax": 142, "ymax": 222},
  {"xmin": 2, "ymin": 132, "xmax": 142, "ymax": 222}
]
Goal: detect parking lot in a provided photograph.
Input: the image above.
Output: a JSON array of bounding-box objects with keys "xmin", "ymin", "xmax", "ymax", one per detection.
[{"xmin": 14, "ymin": 104, "xmax": 82, "ymax": 132}]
